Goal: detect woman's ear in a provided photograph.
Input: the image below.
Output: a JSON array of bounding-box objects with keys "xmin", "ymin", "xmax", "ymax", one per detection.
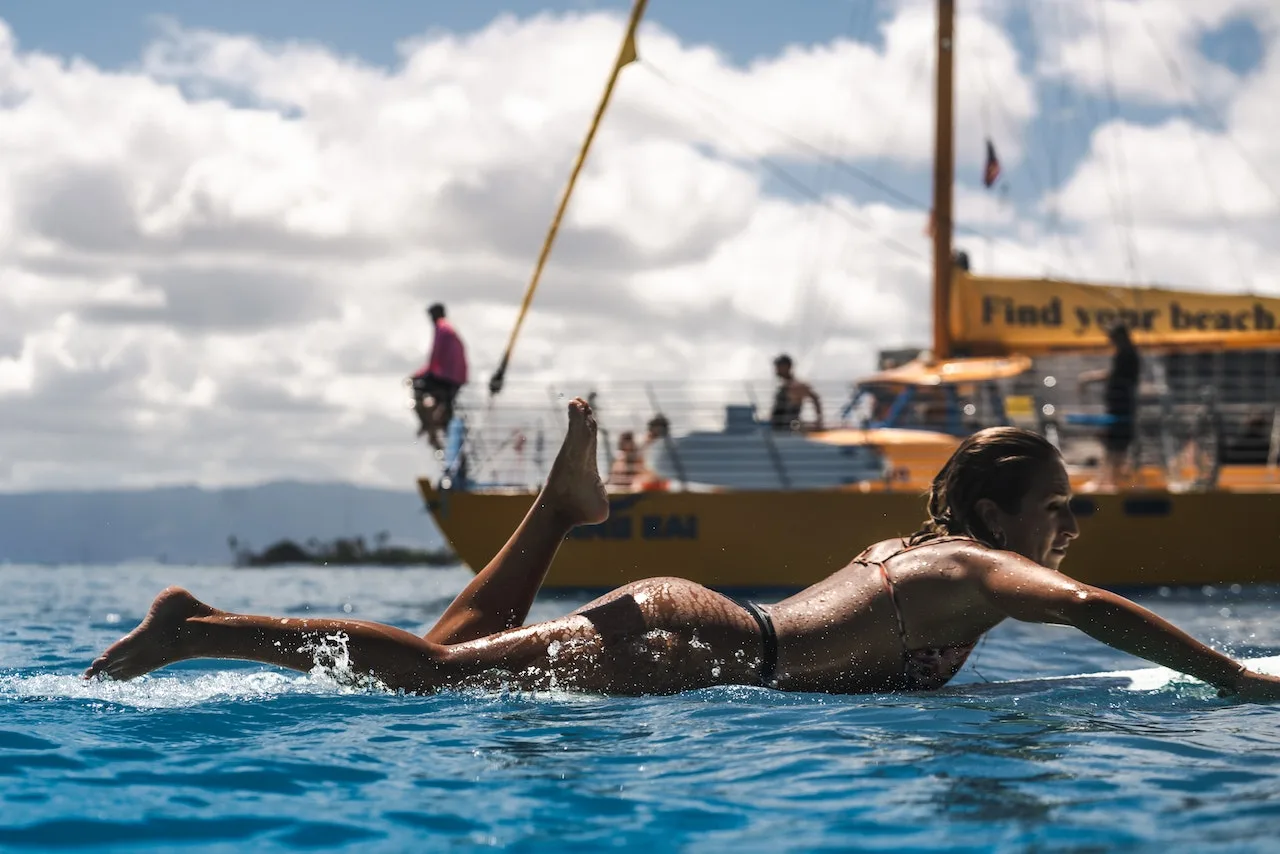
[{"xmin": 973, "ymin": 497, "xmax": 1005, "ymax": 547}]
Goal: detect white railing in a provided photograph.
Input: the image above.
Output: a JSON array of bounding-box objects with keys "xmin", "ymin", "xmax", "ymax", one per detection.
[{"xmin": 426, "ymin": 350, "xmax": 1280, "ymax": 493}]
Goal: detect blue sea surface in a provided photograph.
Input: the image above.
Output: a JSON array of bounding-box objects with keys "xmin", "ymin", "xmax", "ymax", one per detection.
[{"xmin": 3, "ymin": 564, "xmax": 1280, "ymax": 852}]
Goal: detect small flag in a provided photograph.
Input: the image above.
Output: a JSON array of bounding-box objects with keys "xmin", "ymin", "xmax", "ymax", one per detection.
[{"xmin": 983, "ymin": 138, "xmax": 1001, "ymax": 188}]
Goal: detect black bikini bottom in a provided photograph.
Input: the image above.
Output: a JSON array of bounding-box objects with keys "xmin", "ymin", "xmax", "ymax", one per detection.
[{"xmin": 737, "ymin": 600, "xmax": 778, "ymax": 687}]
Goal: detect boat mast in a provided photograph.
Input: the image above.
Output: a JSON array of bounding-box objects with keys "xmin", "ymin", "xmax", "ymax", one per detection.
[
  {"xmin": 931, "ymin": 0, "xmax": 956, "ymax": 360},
  {"xmin": 488, "ymin": 0, "xmax": 649, "ymax": 396}
]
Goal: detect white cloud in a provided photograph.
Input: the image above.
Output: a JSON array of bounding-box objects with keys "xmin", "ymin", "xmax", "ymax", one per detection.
[
  {"xmin": 1053, "ymin": 118, "xmax": 1279, "ymax": 224},
  {"xmin": 1031, "ymin": 0, "xmax": 1277, "ymax": 106},
  {"xmin": 0, "ymin": 6, "xmax": 1277, "ymax": 490}
]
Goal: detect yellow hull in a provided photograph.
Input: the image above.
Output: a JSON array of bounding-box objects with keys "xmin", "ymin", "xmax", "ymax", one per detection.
[{"xmin": 418, "ymin": 480, "xmax": 1280, "ymax": 589}]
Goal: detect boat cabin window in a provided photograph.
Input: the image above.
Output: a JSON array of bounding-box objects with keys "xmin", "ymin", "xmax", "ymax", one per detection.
[
  {"xmin": 847, "ymin": 381, "xmax": 1010, "ymax": 435},
  {"xmin": 905, "ymin": 386, "xmax": 952, "ymax": 430},
  {"xmin": 847, "ymin": 384, "xmax": 898, "ymax": 427},
  {"xmin": 954, "ymin": 382, "xmax": 1010, "ymax": 431}
]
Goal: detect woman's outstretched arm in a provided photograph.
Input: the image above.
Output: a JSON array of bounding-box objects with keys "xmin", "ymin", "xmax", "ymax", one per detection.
[{"xmin": 974, "ymin": 554, "xmax": 1280, "ymax": 701}]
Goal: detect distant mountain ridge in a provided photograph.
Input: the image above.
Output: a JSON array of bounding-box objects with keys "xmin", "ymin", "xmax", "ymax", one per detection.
[{"xmin": 0, "ymin": 481, "xmax": 443, "ymax": 565}]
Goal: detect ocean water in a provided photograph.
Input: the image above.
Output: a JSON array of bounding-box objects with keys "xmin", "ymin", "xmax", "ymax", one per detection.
[{"xmin": 3, "ymin": 564, "xmax": 1280, "ymax": 852}]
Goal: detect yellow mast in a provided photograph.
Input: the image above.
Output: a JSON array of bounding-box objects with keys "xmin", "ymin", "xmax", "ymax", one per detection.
[
  {"xmin": 488, "ymin": 0, "xmax": 650, "ymax": 396},
  {"xmin": 931, "ymin": 0, "xmax": 957, "ymax": 360}
]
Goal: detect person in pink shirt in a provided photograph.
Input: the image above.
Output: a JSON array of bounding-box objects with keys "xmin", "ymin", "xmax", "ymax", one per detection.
[{"xmin": 410, "ymin": 303, "xmax": 468, "ymax": 450}]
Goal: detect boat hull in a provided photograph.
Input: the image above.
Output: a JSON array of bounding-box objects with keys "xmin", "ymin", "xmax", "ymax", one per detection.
[{"xmin": 418, "ymin": 481, "xmax": 1280, "ymax": 589}]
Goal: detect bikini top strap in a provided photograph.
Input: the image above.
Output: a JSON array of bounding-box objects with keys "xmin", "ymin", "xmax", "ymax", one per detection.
[
  {"xmin": 873, "ymin": 534, "xmax": 976, "ymax": 661},
  {"xmin": 852, "ymin": 534, "xmax": 974, "ymax": 568},
  {"xmin": 876, "ymin": 559, "xmax": 910, "ymax": 654},
  {"xmin": 890, "ymin": 534, "xmax": 976, "ymax": 559}
]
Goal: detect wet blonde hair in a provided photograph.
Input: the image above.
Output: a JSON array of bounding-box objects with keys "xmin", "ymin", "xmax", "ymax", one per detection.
[{"xmin": 909, "ymin": 427, "xmax": 1061, "ymax": 548}]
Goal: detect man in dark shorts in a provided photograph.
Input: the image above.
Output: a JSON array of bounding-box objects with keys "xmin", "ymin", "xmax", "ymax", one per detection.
[
  {"xmin": 410, "ymin": 303, "xmax": 468, "ymax": 450},
  {"xmin": 1080, "ymin": 323, "xmax": 1140, "ymax": 489}
]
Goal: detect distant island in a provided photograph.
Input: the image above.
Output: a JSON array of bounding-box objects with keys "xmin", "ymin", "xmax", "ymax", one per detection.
[
  {"xmin": 228, "ymin": 532, "xmax": 457, "ymax": 568},
  {"xmin": 0, "ymin": 481, "xmax": 448, "ymax": 566}
]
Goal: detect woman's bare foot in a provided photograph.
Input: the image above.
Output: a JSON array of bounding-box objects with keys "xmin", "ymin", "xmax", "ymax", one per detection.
[
  {"xmin": 84, "ymin": 587, "xmax": 217, "ymax": 681},
  {"xmin": 542, "ymin": 398, "xmax": 609, "ymax": 526}
]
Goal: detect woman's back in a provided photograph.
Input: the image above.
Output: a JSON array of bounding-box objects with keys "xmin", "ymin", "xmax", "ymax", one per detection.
[{"xmin": 769, "ymin": 537, "xmax": 1000, "ymax": 692}]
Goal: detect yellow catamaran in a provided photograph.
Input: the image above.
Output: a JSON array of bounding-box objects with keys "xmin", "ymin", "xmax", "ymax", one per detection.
[{"xmin": 420, "ymin": 0, "xmax": 1280, "ymax": 589}]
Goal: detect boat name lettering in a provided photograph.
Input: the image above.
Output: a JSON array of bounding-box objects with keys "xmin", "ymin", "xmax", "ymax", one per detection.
[{"xmin": 980, "ymin": 296, "xmax": 1278, "ymax": 336}]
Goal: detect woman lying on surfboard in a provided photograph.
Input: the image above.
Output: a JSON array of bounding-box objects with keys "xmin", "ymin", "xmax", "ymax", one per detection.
[{"xmin": 86, "ymin": 398, "xmax": 1280, "ymax": 702}]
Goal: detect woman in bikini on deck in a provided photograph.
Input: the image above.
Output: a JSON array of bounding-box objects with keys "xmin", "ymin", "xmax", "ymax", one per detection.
[{"xmin": 87, "ymin": 399, "xmax": 1280, "ymax": 702}]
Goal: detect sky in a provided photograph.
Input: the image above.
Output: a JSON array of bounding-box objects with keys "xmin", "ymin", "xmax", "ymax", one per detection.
[{"xmin": 0, "ymin": 0, "xmax": 1277, "ymax": 491}]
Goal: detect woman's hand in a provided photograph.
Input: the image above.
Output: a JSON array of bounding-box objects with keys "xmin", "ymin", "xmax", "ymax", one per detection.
[{"xmin": 1222, "ymin": 670, "xmax": 1280, "ymax": 702}]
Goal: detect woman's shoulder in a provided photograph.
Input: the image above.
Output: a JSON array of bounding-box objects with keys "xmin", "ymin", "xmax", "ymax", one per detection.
[
  {"xmin": 857, "ymin": 536, "xmax": 953, "ymax": 564},
  {"xmin": 872, "ymin": 534, "xmax": 991, "ymax": 563},
  {"xmin": 851, "ymin": 538, "xmax": 907, "ymax": 564}
]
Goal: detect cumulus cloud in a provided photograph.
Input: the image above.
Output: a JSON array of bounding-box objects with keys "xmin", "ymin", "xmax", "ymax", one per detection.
[
  {"xmin": 1051, "ymin": 119, "xmax": 1279, "ymax": 224},
  {"xmin": 1030, "ymin": 0, "xmax": 1263, "ymax": 105},
  {"xmin": 0, "ymin": 5, "xmax": 1276, "ymax": 491}
]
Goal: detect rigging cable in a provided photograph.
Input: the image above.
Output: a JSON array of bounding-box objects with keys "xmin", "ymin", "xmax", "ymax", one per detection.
[
  {"xmin": 1134, "ymin": 16, "xmax": 1280, "ymax": 210},
  {"xmin": 1037, "ymin": 0, "xmax": 1078, "ymax": 279},
  {"xmin": 1134, "ymin": 8, "xmax": 1262, "ymax": 293},
  {"xmin": 800, "ymin": 50, "xmax": 933, "ymax": 370},
  {"xmin": 640, "ymin": 59, "xmax": 1068, "ymax": 278},
  {"xmin": 975, "ymin": 24, "xmax": 1074, "ymax": 276},
  {"xmin": 790, "ymin": 0, "xmax": 882, "ymax": 371},
  {"xmin": 640, "ymin": 61, "xmax": 930, "ymax": 267},
  {"xmin": 1093, "ymin": 0, "xmax": 1143, "ymax": 284}
]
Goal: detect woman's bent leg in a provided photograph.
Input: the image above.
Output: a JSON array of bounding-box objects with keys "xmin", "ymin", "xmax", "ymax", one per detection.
[{"xmin": 424, "ymin": 398, "xmax": 608, "ymax": 645}]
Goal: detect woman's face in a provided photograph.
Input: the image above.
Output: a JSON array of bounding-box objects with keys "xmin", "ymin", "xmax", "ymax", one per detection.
[{"xmin": 991, "ymin": 459, "xmax": 1079, "ymax": 569}]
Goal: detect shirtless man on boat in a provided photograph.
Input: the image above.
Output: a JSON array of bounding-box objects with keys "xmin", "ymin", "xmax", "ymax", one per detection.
[{"xmin": 87, "ymin": 399, "xmax": 1280, "ymax": 702}]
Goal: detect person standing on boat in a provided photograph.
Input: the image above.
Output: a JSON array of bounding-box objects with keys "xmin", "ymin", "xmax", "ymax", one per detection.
[
  {"xmin": 1079, "ymin": 323, "xmax": 1141, "ymax": 490},
  {"xmin": 769, "ymin": 354, "xmax": 823, "ymax": 432},
  {"xmin": 607, "ymin": 431, "xmax": 644, "ymax": 489},
  {"xmin": 641, "ymin": 413, "xmax": 669, "ymax": 455},
  {"xmin": 410, "ymin": 303, "xmax": 469, "ymax": 451},
  {"xmin": 619, "ymin": 415, "xmax": 670, "ymax": 491}
]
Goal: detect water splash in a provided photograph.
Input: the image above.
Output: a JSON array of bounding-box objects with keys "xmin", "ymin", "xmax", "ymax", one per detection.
[
  {"xmin": 0, "ymin": 670, "xmax": 367, "ymax": 709},
  {"xmin": 297, "ymin": 631, "xmax": 389, "ymax": 692}
]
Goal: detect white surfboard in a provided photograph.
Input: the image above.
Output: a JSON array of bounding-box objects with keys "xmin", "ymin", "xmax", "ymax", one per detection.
[{"xmin": 950, "ymin": 654, "xmax": 1280, "ymax": 696}]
